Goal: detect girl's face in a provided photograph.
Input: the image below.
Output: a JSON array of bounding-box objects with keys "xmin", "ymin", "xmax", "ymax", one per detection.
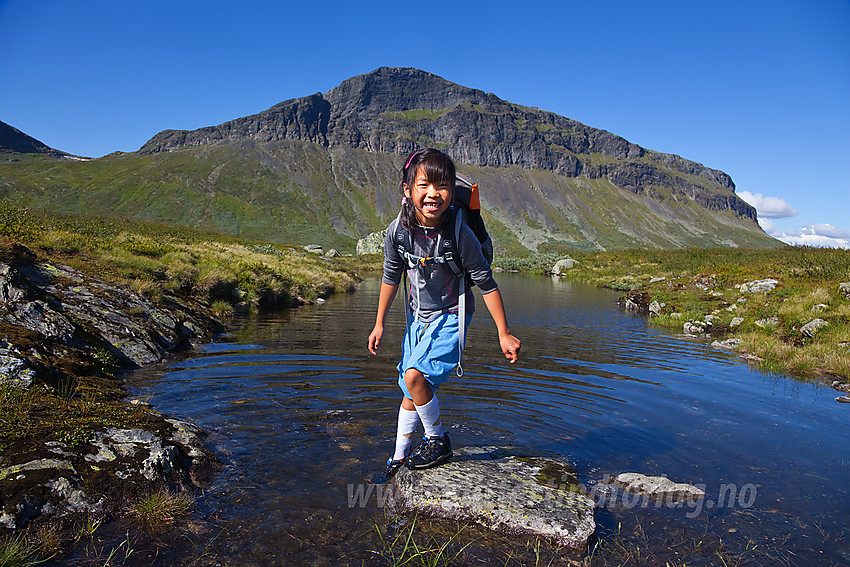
[{"xmin": 404, "ymin": 165, "xmax": 452, "ymax": 227}]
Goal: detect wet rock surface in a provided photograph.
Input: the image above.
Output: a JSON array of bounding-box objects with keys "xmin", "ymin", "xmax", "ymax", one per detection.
[{"xmin": 391, "ymin": 446, "xmax": 596, "ymax": 551}]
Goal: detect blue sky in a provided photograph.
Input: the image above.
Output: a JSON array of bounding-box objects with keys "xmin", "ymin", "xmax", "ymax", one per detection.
[{"xmin": 1, "ymin": 0, "xmax": 848, "ymax": 247}]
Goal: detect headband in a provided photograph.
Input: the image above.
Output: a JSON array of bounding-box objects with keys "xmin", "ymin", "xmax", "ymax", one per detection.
[{"xmin": 404, "ymin": 150, "xmax": 422, "ymax": 171}]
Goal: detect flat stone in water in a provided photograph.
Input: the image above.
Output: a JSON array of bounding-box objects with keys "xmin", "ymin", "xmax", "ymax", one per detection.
[
  {"xmin": 391, "ymin": 447, "xmax": 595, "ymax": 551},
  {"xmin": 604, "ymin": 472, "xmax": 705, "ymax": 502}
]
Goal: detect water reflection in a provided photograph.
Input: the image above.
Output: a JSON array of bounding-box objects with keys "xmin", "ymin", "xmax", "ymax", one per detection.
[{"xmin": 126, "ymin": 274, "xmax": 850, "ymax": 564}]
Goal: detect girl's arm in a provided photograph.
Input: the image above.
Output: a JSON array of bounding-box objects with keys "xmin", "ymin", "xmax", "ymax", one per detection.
[
  {"xmin": 481, "ymin": 289, "xmax": 521, "ymax": 363},
  {"xmin": 368, "ymin": 282, "xmax": 399, "ymax": 355}
]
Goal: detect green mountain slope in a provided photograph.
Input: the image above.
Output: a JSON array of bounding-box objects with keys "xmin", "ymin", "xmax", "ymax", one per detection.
[{"xmin": 0, "ymin": 140, "xmax": 778, "ymax": 252}]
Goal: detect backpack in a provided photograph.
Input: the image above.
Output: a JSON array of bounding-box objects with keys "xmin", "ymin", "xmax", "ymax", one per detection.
[{"xmin": 393, "ymin": 174, "xmax": 492, "ymax": 377}]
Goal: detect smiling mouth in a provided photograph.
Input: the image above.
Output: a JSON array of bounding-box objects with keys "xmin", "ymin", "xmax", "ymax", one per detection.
[{"xmin": 423, "ymin": 202, "xmax": 442, "ymax": 211}]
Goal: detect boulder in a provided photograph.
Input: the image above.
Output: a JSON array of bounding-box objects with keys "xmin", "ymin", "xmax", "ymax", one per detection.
[
  {"xmin": 730, "ymin": 317, "xmax": 744, "ymax": 327},
  {"xmin": 551, "ymin": 258, "xmax": 578, "ymax": 275},
  {"xmin": 356, "ymin": 231, "xmax": 386, "ymax": 255},
  {"xmin": 738, "ymin": 279, "xmax": 779, "ymax": 293},
  {"xmin": 391, "ymin": 447, "xmax": 595, "ymax": 551},
  {"xmin": 801, "ymin": 318, "xmax": 828, "ymax": 338},
  {"xmin": 303, "ymin": 244, "xmax": 323, "ymax": 254}
]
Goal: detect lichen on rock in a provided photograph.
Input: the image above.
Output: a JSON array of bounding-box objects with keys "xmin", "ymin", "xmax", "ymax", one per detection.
[{"xmin": 390, "ymin": 446, "xmax": 595, "ymax": 551}]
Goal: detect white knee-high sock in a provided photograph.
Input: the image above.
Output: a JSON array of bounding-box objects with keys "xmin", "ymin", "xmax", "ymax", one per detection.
[
  {"xmin": 392, "ymin": 405, "xmax": 421, "ymax": 461},
  {"xmin": 414, "ymin": 395, "xmax": 444, "ymax": 439}
]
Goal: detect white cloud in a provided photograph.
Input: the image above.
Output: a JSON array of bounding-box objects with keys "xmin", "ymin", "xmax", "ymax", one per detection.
[
  {"xmin": 767, "ymin": 223, "xmax": 850, "ymax": 249},
  {"xmin": 738, "ymin": 191, "xmax": 799, "ymax": 218},
  {"xmin": 808, "ymin": 223, "xmax": 850, "ymax": 239}
]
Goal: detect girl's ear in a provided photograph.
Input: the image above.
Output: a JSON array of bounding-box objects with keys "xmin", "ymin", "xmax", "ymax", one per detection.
[{"xmin": 402, "ymin": 183, "xmax": 410, "ymax": 198}]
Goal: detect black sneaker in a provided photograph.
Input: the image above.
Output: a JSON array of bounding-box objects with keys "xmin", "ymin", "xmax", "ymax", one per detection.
[
  {"xmin": 371, "ymin": 458, "xmax": 405, "ymax": 484},
  {"xmin": 405, "ymin": 433, "xmax": 452, "ymax": 470}
]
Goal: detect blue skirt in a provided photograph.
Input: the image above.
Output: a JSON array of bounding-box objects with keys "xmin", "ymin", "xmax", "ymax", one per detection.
[{"xmin": 397, "ymin": 312, "xmax": 469, "ymax": 400}]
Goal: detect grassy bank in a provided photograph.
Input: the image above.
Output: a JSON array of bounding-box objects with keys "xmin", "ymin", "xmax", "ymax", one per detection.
[
  {"xmin": 0, "ymin": 200, "xmax": 370, "ymax": 312},
  {"xmin": 495, "ymin": 248, "xmax": 850, "ymax": 381}
]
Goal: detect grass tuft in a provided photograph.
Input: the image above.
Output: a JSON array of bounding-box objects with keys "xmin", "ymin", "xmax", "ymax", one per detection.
[
  {"xmin": 128, "ymin": 489, "xmax": 193, "ymax": 531},
  {"xmin": 0, "ymin": 532, "xmax": 37, "ymax": 567}
]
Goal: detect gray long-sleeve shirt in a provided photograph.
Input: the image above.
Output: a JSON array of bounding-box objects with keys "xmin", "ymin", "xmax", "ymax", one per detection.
[{"xmin": 382, "ymin": 217, "xmax": 498, "ymax": 323}]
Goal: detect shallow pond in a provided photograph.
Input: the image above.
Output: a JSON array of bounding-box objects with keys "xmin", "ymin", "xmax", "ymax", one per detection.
[{"xmin": 127, "ymin": 274, "xmax": 850, "ymax": 565}]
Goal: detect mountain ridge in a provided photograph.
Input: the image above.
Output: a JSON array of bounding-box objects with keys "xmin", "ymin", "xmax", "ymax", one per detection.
[{"xmin": 138, "ymin": 67, "xmax": 754, "ymax": 222}]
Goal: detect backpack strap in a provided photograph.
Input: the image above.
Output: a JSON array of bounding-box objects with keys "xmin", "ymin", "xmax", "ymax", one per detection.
[
  {"xmin": 454, "ymin": 209, "xmax": 466, "ymax": 377},
  {"xmin": 393, "ymin": 209, "xmax": 469, "ymax": 377}
]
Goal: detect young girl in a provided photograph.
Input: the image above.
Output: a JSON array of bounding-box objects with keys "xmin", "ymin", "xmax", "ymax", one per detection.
[{"xmin": 367, "ymin": 148, "xmax": 521, "ymax": 482}]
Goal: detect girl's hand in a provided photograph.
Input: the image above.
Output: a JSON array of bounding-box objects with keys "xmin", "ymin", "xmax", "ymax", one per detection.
[
  {"xmin": 500, "ymin": 333, "xmax": 521, "ymax": 363},
  {"xmin": 368, "ymin": 325, "xmax": 384, "ymax": 355}
]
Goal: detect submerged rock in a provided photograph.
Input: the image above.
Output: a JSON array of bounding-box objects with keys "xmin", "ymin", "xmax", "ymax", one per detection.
[
  {"xmin": 391, "ymin": 447, "xmax": 595, "ymax": 551},
  {"xmin": 603, "ymin": 472, "xmax": 705, "ymax": 502}
]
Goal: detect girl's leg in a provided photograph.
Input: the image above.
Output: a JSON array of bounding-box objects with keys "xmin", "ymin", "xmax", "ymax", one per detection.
[
  {"xmin": 392, "ymin": 399, "xmax": 420, "ymax": 461},
  {"xmin": 404, "ymin": 368, "xmax": 443, "ymax": 439},
  {"xmin": 403, "ymin": 368, "xmax": 433, "ymax": 406}
]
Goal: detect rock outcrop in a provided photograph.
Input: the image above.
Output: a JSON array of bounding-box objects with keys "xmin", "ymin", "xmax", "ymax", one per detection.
[
  {"xmin": 0, "ymin": 246, "xmax": 223, "ymax": 530},
  {"xmin": 390, "ymin": 447, "xmax": 595, "ymax": 551},
  {"xmin": 1, "ymin": 257, "xmax": 221, "ymax": 368}
]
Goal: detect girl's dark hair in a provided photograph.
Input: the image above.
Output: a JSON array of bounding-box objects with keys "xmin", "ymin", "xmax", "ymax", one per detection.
[{"xmin": 399, "ymin": 148, "xmax": 456, "ymax": 231}]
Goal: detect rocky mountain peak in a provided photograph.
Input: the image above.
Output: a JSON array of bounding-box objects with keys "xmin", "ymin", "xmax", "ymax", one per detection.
[{"xmin": 325, "ymin": 67, "xmax": 493, "ymax": 116}]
